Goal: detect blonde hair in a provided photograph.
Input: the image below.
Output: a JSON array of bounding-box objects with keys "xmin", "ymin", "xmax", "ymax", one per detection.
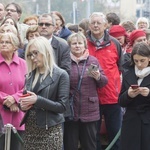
[
  {"xmin": 25, "ymin": 36, "xmax": 57, "ymax": 78},
  {"xmin": 0, "ymin": 24, "xmax": 23, "ymax": 48},
  {"xmin": 26, "ymin": 25, "xmax": 39, "ymax": 40},
  {"xmin": 67, "ymin": 32, "xmax": 87, "ymax": 49},
  {"xmin": 0, "ymin": 24, "xmax": 17, "ymax": 35},
  {"xmin": 0, "ymin": 32, "xmax": 20, "ymax": 50}
]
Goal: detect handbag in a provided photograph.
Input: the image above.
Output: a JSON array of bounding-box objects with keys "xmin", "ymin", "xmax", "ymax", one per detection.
[{"xmin": 67, "ymin": 60, "xmax": 87, "ymax": 120}]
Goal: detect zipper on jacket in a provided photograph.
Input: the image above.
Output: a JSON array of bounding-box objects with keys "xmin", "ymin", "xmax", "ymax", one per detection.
[
  {"xmin": 78, "ymin": 92, "xmax": 82, "ymax": 118},
  {"xmin": 46, "ymin": 111, "xmax": 48, "ymax": 130}
]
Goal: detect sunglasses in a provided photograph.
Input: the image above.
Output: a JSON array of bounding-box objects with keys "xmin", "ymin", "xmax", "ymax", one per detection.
[{"xmin": 38, "ymin": 23, "xmax": 54, "ymax": 27}]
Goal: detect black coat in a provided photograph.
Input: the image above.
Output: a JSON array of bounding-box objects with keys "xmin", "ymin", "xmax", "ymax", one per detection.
[
  {"xmin": 21, "ymin": 67, "xmax": 70, "ymax": 129},
  {"xmin": 119, "ymin": 65, "xmax": 150, "ymax": 150}
]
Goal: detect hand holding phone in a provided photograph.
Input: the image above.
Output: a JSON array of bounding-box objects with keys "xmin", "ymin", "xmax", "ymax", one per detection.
[
  {"xmin": 131, "ymin": 84, "xmax": 139, "ymax": 89},
  {"xmin": 87, "ymin": 64, "xmax": 98, "ymax": 74}
]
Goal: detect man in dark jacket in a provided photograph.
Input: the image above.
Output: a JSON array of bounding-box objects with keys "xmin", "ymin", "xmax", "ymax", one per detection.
[
  {"xmin": 87, "ymin": 12, "xmax": 123, "ymax": 150},
  {"xmin": 38, "ymin": 13, "xmax": 71, "ymax": 74}
]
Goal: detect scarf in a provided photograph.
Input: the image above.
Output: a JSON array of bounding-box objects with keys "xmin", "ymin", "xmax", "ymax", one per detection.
[
  {"xmin": 71, "ymin": 49, "xmax": 89, "ymax": 63},
  {"xmin": 135, "ymin": 65, "xmax": 150, "ymax": 85}
]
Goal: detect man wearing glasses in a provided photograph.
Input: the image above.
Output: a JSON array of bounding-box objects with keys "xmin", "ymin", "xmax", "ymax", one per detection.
[
  {"xmin": 5, "ymin": 2, "xmax": 29, "ymax": 46},
  {"xmin": 87, "ymin": 12, "xmax": 123, "ymax": 150},
  {"xmin": 38, "ymin": 14, "xmax": 71, "ymax": 74}
]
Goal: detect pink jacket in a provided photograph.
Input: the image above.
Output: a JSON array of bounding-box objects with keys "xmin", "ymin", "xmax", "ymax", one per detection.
[{"xmin": 0, "ymin": 53, "xmax": 27, "ymax": 130}]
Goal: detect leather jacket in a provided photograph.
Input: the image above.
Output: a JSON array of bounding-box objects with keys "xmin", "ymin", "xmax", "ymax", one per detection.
[{"xmin": 20, "ymin": 67, "xmax": 70, "ymax": 129}]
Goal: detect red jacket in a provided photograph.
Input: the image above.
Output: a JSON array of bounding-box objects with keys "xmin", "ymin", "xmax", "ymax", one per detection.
[{"xmin": 87, "ymin": 30, "xmax": 123, "ymax": 104}]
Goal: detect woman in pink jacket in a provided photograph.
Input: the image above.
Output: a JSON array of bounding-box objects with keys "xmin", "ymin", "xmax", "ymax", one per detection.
[{"xmin": 0, "ymin": 33, "xmax": 27, "ymax": 150}]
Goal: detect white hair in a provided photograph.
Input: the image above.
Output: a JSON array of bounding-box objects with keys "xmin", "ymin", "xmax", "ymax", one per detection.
[
  {"xmin": 135, "ymin": 17, "xmax": 149, "ymax": 29},
  {"xmin": 89, "ymin": 12, "xmax": 107, "ymax": 24}
]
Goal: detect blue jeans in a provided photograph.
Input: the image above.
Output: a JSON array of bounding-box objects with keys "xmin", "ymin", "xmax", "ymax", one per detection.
[{"xmin": 97, "ymin": 104, "xmax": 122, "ymax": 150}]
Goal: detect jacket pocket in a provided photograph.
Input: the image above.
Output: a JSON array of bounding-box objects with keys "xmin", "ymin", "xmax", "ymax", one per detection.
[{"xmin": 88, "ymin": 97, "xmax": 99, "ymax": 112}]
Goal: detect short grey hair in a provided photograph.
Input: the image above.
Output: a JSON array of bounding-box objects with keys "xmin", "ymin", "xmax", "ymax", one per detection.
[
  {"xmin": 89, "ymin": 12, "xmax": 107, "ymax": 24},
  {"xmin": 135, "ymin": 17, "xmax": 149, "ymax": 29},
  {"xmin": 38, "ymin": 13, "xmax": 56, "ymax": 26}
]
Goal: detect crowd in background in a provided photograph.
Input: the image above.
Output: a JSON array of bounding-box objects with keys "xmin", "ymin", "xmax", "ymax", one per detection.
[{"xmin": 0, "ymin": 2, "xmax": 150, "ymax": 150}]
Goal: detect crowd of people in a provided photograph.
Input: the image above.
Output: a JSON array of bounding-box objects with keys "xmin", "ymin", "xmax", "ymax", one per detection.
[{"xmin": 0, "ymin": 2, "xmax": 150, "ymax": 150}]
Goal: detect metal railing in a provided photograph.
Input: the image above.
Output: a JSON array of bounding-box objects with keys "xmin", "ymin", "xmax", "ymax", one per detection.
[{"xmin": 4, "ymin": 124, "xmax": 24, "ymax": 150}]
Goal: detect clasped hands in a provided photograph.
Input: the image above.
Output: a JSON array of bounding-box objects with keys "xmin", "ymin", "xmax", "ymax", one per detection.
[
  {"xmin": 128, "ymin": 86, "xmax": 150, "ymax": 98},
  {"xmin": 3, "ymin": 95, "xmax": 19, "ymax": 112},
  {"xmin": 3, "ymin": 91, "xmax": 37, "ymax": 112}
]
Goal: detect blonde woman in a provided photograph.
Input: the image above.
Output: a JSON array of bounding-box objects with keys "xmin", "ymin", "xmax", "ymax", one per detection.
[{"xmin": 19, "ymin": 36, "xmax": 70, "ymax": 150}]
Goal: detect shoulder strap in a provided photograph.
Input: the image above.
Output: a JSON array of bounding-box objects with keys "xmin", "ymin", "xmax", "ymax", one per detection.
[
  {"xmin": 72, "ymin": 59, "xmax": 87, "ymax": 96},
  {"xmin": 77, "ymin": 59, "xmax": 87, "ymax": 91}
]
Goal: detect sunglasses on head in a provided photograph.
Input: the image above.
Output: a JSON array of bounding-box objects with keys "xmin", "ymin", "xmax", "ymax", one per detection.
[{"xmin": 38, "ymin": 23, "xmax": 54, "ymax": 27}]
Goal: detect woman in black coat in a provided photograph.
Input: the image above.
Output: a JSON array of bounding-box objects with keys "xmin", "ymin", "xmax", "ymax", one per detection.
[{"xmin": 119, "ymin": 42, "xmax": 150, "ymax": 150}]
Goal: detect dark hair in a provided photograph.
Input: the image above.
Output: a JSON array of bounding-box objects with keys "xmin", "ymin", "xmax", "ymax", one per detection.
[
  {"xmin": 50, "ymin": 11, "xmax": 65, "ymax": 27},
  {"xmin": 106, "ymin": 12, "xmax": 120, "ymax": 25},
  {"xmin": 79, "ymin": 18, "xmax": 89, "ymax": 36},
  {"xmin": 121, "ymin": 20, "xmax": 136, "ymax": 32},
  {"xmin": 68, "ymin": 24, "xmax": 79, "ymax": 33},
  {"xmin": 5, "ymin": 2, "xmax": 22, "ymax": 14},
  {"xmin": 131, "ymin": 42, "xmax": 150, "ymax": 66}
]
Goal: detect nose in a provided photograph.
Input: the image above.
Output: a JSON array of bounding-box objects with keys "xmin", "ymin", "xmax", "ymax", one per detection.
[
  {"xmin": 76, "ymin": 43, "xmax": 79, "ymax": 47},
  {"xmin": 93, "ymin": 22, "xmax": 98, "ymax": 26},
  {"xmin": 32, "ymin": 35, "xmax": 37, "ymax": 39},
  {"xmin": 41, "ymin": 24, "xmax": 46, "ymax": 28},
  {"xmin": 30, "ymin": 55, "xmax": 35, "ymax": 60},
  {"xmin": 137, "ymin": 62, "xmax": 141, "ymax": 67}
]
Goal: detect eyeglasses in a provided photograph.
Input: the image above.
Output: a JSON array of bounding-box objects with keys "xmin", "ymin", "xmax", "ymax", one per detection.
[
  {"xmin": 6, "ymin": 9, "xmax": 17, "ymax": 13},
  {"xmin": 38, "ymin": 23, "xmax": 54, "ymax": 27},
  {"xmin": 27, "ymin": 50, "xmax": 39, "ymax": 59},
  {"xmin": 0, "ymin": 41, "xmax": 12, "ymax": 45}
]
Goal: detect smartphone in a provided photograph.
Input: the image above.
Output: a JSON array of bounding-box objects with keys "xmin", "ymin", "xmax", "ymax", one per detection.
[
  {"xmin": 87, "ymin": 64, "xmax": 98, "ymax": 76},
  {"xmin": 131, "ymin": 84, "xmax": 139, "ymax": 89},
  {"xmin": 88, "ymin": 64, "xmax": 98, "ymax": 72}
]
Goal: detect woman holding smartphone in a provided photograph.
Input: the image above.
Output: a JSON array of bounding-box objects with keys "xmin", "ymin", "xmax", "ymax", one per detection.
[
  {"xmin": 119, "ymin": 42, "xmax": 150, "ymax": 150},
  {"xmin": 64, "ymin": 32, "xmax": 108, "ymax": 150}
]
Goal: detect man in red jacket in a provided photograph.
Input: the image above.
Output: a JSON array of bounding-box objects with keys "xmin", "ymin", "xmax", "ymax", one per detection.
[{"xmin": 87, "ymin": 12, "xmax": 123, "ymax": 150}]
